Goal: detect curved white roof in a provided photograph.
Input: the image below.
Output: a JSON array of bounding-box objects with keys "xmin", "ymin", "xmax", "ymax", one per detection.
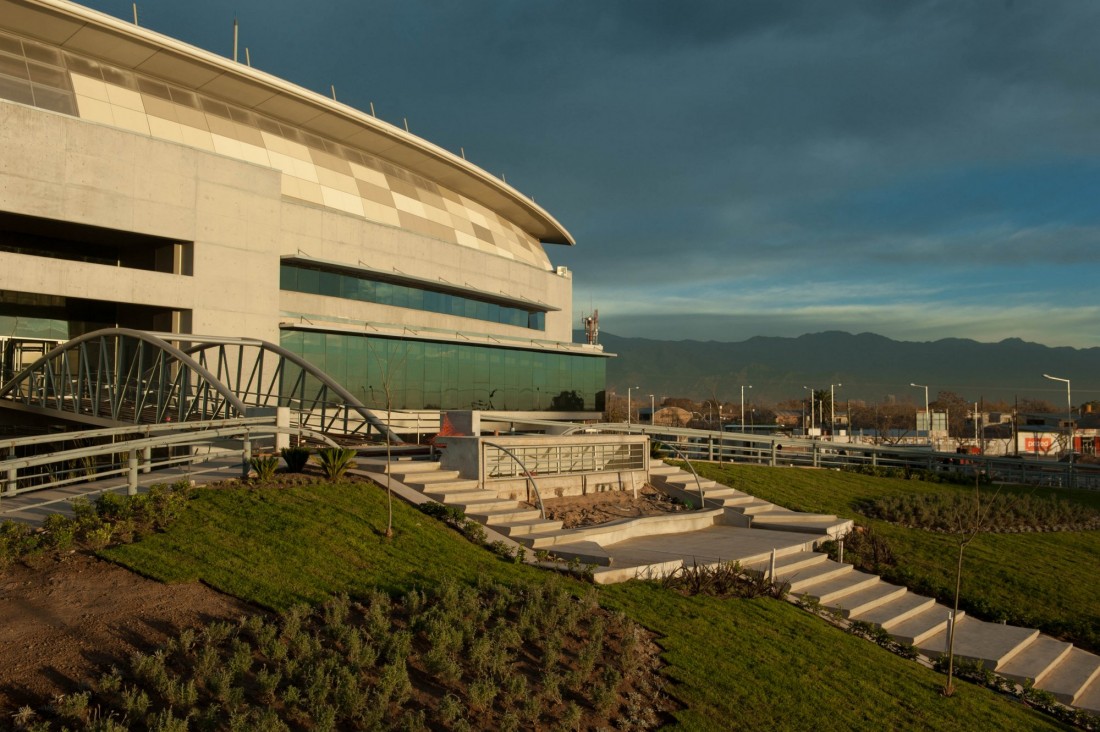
[{"xmin": 2, "ymin": 0, "xmax": 575, "ymax": 245}]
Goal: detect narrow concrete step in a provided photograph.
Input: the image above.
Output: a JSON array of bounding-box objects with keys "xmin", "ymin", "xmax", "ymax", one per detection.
[
  {"xmin": 751, "ymin": 510, "xmax": 837, "ymax": 523},
  {"xmin": 853, "ymin": 592, "xmax": 936, "ymax": 630},
  {"xmin": 727, "ymin": 499, "xmax": 777, "ymax": 516},
  {"xmin": 824, "ymin": 581, "xmax": 908, "ymax": 618},
  {"xmin": 415, "ymin": 479, "xmax": 480, "ymax": 495},
  {"xmin": 798, "ymin": 571, "xmax": 880, "ymax": 605},
  {"xmin": 424, "ymin": 486, "xmax": 491, "ymax": 502},
  {"xmin": 648, "ymin": 464, "xmax": 681, "ymax": 475},
  {"xmin": 917, "ymin": 619, "xmax": 1038, "ymax": 671},
  {"xmin": 888, "ymin": 604, "xmax": 960, "ymax": 647},
  {"xmin": 394, "ymin": 469, "xmax": 463, "ymax": 484},
  {"xmin": 493, "ymin": 519, "xmax": 565, "ymax": 537},
  {"xmin": 997, "ymin": 636, "xmax": 1074, "ymax": 686},
  {"xmin": 522, "ymin": 528, "xmax": 580, "ymax": 549},
  {"xmin": 384, "ymin": 460, "xmax": 442, "ymax": 475},
  {"xmin": 663, "ymin": 477, "xmax": 719, "ymax": 490},
  {"xmin": 467, "ymin": 507, "xmax": 543, "ymax": 524},
  {"xmin": 1038, "ymin": 647, "xmax": 1100, "ymax": 706},
  {"xmin": 783, "ymin": 559, "xmax": 853, "ymax": 592}
]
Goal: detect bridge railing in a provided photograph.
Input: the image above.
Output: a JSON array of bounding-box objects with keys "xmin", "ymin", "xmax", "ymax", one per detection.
[{"xmin": 0, "ymin": 418, "xmax": 341, "ymax": 512}]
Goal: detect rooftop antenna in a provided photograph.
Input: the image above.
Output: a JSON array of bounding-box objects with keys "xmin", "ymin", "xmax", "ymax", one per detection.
[
  {"xmin": 331, "ymin": 84, "xmax": 337, "ymax": 101},
  {"xmin": 245, "ymin": 47, "xmax": 251, "ymax": 66},
  {"xmin": 403, "ymin": 117, "xmax": 409, "ymax": 132},
  {"xmin": 460, "ymin": 147, "xmax": 466, "ymax": 160},
  {"xmin": 132, "ymin": 3, "xmax": 138, "ymax": 25},
  {"xmin": 369, "ymin": 101, "xmax": 376, "ymax": 117},
  {"xmin": 233, "ymin": 18, "xmax": 239, "ymax": 63}
]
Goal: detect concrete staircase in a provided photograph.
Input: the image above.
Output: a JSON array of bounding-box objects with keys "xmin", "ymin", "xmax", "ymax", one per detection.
[
  {"xmin": 649, "ymin": 463, "xmax": 853, "ymax": 538},
  {"xmin": 754, "ymin": 551, "xmax": 1100, "ymax": 714},
  {"xmin": 384, "ymin": 461, "xmax": 566, "ymax": 542}
]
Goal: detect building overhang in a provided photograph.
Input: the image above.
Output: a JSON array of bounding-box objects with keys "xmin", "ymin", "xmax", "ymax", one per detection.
[{"xmin": 3, "ymin": 0, "xmax": 575, "ymax": 246}]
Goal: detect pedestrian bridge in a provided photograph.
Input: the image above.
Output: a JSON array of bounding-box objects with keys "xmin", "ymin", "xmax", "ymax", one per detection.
[{"xmin": 0, "ymin": 328, "xmax": 401, "ymax": 443}]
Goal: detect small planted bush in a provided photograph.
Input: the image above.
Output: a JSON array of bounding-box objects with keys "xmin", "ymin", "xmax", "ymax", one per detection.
[
  {"xmin": 313, "ymin": 447, "xmax": 357, "ymax": 481},
  {"xmin": 250, "ymin": 455, "xmax": 280, "ymax": 482},
  {"xmin": 280, "ymin": 446, "xmax": 312, "ymax": 473}
]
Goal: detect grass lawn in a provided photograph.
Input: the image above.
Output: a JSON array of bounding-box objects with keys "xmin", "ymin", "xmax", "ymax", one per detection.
[
  {"xmin": 103, "ymin": 479, "xmax": 1068, "ymax": 731},
  {"xmin": 687, "ymin": 462, "xmax": 1100, "ymax": 651}
]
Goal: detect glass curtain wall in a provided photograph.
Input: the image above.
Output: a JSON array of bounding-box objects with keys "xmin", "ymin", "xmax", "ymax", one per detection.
[
  {"xmin": 281, "ymin": 264, "xmax": 545, "ymax": 331},
  {"xmin": 281, "ymin": 330, "xmax": 605, "ymax": 411}
]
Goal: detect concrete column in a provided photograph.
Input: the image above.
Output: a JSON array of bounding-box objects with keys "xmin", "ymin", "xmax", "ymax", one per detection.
[
  {"xmin": 142, "ymin": 445, "xmax": 152, "ymax": 474},
  {"xmin": 770, "ymin": 441, "xmax": 778, "ymax": 467},
  {"xmin": 5, "ymin": 466, "xmax": 16, "ymax": 497},
  {"xmin": 276, "ymin": 407, "xmax": 291, "ymax": 451},
  {"xmin": 812, "ymin": 443, "xmax": 820, "ymax": 468},
  {"xmin": 128, "ymin": 454, "xmax": 139, "ymax": 495}
]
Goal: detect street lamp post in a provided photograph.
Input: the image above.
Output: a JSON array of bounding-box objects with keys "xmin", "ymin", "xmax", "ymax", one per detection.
[
  {"xmin": 830, "ymin": 383, "xmax": 842, "ymax": 441},
  {"xmin": 741, "ymin": 385, "xmax": 752, "ymax": 430},
  {"xmin": 803, "ymin": 386, "xmax": 815, "ymax": 435},
  {"xmin": 910, "ymin": 382, "xmax": 930, "ymax": 446},
  {"xmin": 627, "ymin": 385, "xmax": 639, "ymax": 428},
  {"xmin": 1043, "ymin": 373, "xmax": 1073, "ymax": 468}
]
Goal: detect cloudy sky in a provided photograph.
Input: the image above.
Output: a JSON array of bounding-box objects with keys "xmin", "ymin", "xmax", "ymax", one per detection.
[{"xmin": 85, "ymin": 0, "xmax": 1100, "ymax": 348}]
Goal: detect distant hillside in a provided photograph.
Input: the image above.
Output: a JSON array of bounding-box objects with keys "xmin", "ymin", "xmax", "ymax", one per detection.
[{"xmin": 584, "ymin": 331, "xmax": 1100, "ymax": 405}]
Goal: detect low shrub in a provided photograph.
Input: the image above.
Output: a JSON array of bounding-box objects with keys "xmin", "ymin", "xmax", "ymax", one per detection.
[
  {"xmin": 313, "ymin": 447, "xmax": 357, "ymax": 481},
  {"xmin": 250, "ymin": 455, "xmax": 280, "ymax": 482},
  {"xmin": 280, "ymin": 446, "xmax": 311, "ymax": 473}
]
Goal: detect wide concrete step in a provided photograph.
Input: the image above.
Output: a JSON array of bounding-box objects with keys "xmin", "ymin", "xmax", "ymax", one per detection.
[
  {"xmin": 744, "ymin": 550, "xmax": 830, "ymax": 578},
  {"xmin": 824, "ymin": 581, "xmax": 908, "ymax": 618},
  {"xmin": 917, "ymin": 618, "xmax": 1038, "ymax": 671},
  {"xmin": 468, "ymin": 507, "xmax": 543, "ymax": 524},
  {"xmin": 536, "ymin": 540, "xmax": 613, "ymax": 567},
  {"xmin": 493, "ymin": 519, "xmax": 565, "ymax": 537},
  {"xmin": 783, "ymin": 559, "xmax": 853, "ymax": 592},
  {"xmin": 751, "ymin": 516, "xmax": 852, "ymax": 537},
  {"xmin": 751, "ymin": 509, "xmax": 836, "ymax": 523},
  {"xmin": 1075, "ymin": 676, "xmax": 1100, "ymax": 715},
  {"xmin": 797, "ymin": 571, "xmax": 880, "ymax": 605},
  {"xmin": 852, "ymin": 592, "xmax": 937, "ymax": 630},
  {"xmin": 1038, "ymin": 647, "xmax": 1100, "ymax": 706},
  {"xmin": 592, "ymin": 559, "xmax": 683, "ymax": 585},
  {"xmin": 888, "ymin": 604, "xmax": 960, "ymax": 647},
  {"xmin": 997, "ymin": 636, "xmax": 1074, "ymax": 686}
]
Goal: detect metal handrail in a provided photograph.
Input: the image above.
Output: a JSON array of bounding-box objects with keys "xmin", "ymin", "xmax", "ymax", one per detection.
[
  {"xmin": 0, "ymin": 416, "xmax": 272, "ymax": 453},
  {"xmin": 483, "ymin": 441, "xmax": 546, "ymax": 520},
  {"xmin": 653, "ymin": 441, "xmax": 707, "ymax": 508}
]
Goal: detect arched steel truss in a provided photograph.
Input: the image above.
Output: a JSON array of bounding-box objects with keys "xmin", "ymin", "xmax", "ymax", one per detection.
[
  {"xmin": 0, "ymin": 328, "xmax": 401, "ymax": 443},
  {"xmin": 181, "ymin": 336, "xmax": 400, "ymax": 443}
]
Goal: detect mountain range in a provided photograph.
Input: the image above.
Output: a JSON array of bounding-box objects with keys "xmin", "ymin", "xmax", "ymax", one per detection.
[{"xmin": 587, "ymin": 331, "xmax": 1100, "ymax": 407}]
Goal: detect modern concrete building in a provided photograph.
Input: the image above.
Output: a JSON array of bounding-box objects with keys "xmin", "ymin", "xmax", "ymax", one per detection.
[{"xmin": 0, "ymin": 0, "xmax": 607, "ymax": 418}]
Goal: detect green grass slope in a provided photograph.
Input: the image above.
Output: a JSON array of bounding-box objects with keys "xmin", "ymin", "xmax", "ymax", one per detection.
[{"xmin": 102, "ymin": 479, "xmax": 1067, "ymax": 730}]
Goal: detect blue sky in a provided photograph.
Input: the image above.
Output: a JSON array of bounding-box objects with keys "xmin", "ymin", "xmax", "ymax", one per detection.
[{"xmin": 83, "ymin": 0, "xmax": 1100, "ymax": 348}]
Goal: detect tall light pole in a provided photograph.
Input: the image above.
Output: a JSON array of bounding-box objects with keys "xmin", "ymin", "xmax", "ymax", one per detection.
[
  {"xmin": 803, "ymin": 386, "xmax": 815, "ymax": 435},
  {"xmin": 627, "ymin": 385, "xmax": 639, "ymax": 428},
  {"xmin": 650, "ymin": 394, "xmax": 656, "ymax": 426},
  {"xmin": 1043, "ymin": 374, "xmax": 1073, "ymax": 464},
  {"xmin": 830, "ymin": 383, "xmax": 842, "ymax": 441},
  {"xmin": 740, "ymin": 385, "xmax": 752, "ymax": 429},
  {"xmin": 911, "ymin": 383, "xmax": 929, "ymax": 446}
]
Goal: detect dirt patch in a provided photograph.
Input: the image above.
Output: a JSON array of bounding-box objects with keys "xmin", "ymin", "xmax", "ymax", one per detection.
[
  {"xmin": 543, "ymin": 485, "xmax": 688, "ymax": 529},
  {"xmin": 0, "ymin": 551, "xmax": 253, "ymax": 713}
]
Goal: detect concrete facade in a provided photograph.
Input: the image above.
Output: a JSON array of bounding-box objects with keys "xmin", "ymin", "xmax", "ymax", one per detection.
[{"xmin": 0, "ymin": 0, "xmax": 607, "ymax": 413}]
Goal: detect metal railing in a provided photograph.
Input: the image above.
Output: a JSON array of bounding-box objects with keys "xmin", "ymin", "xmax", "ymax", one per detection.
[
  {"xmin": 0, "ymin": 418, "xmax": 340, "ymax": 511},
  {"xmin": 484, "ymin": 441, "xmax": 645, "ymax": 479},
  {"xmin": 482, "ymin": 441, "xmax": 546, "ymax": 520}
]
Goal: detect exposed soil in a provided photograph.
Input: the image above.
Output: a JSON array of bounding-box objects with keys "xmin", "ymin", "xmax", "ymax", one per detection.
[
  {"xmin": 543, "ymin": 485, "xmax": 689, "ymax": 529},
  {"xmin": 0, "ymin": 551, "xmax": 254, "ymax": 714}
]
